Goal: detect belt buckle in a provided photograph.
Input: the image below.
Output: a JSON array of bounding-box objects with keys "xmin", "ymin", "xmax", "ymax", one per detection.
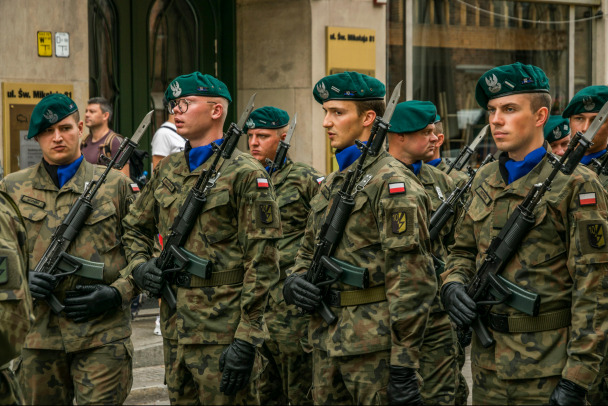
[
  {"xmin": 489, "ymin": 313, "xmax": 509, "ymax": 333},
  {"xmin": 175, "ymin": 273, "xmax": 191, "ymax": 288},
  {"xmin": 326, "ymin": 289, "xmax": 341, "ymax": 307}
]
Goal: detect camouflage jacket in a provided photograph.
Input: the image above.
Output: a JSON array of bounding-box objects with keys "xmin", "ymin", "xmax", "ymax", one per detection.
[
  {"xmin": 0, "ymin": 160, "xmax": 137, "ymax": 352},
  {"xmin": 0, "ymin": 191, "xmax": 32, "ymax": 365},
  {"xmin": 121, "ymin": 148, "xmax": 281, "ymax": 347},
  {"xmin": 582, "ymin": 155, "xmax": 608, "ymax": 192},
  {"xmin": 289, "ymin": 150, "xmax": 437, "ymax": 369},
  {"xmin": 266, "ymin": 158, "xmax": 322, "ymax": 343},
  {"xmin": 435, "ymin": 158, "xmax": 469, "ymax": 187},
  {"xmin": 444, "ymin": 152, "xmax": 608, "ymax": 388}
]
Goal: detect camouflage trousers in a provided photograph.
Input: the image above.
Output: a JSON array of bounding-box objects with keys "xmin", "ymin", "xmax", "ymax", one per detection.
[
  {"xmin": 16, "ymin": 338, "xmax": 133, "ymax": 405},
  {"xmin": 0, "ymin": 365, "xmax": 24, "ymax": 405},
  {"xmin": 588, "ymin": 355, "xmax": 608, "ymax": 405},
  {"xmin": 419, "ymin": 310, "xmax": 460, "ymax": 405},
  {"xmin": 455, "ymin": 340, "xmax": 470, "ymax": 406},
  {"xmin": 163, "ymin": 338, "xmax": 264, "ymax": 405},
  {"xmin": 312, "ymin": 348, "xmax": 392, "ymax": 405},
  {"xmin": 472, "ymin": 364, "xmax": 561, "ymax": 405}
]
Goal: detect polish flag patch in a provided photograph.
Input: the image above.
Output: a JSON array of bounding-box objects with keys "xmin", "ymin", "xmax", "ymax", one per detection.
[
  {"xmin": 130, "ymin": 183, "xmax": 140, "ymax": 192},
  {"xmin": 389, "ymin": 182, "xmax": 405, "ymax": 194},
  {"xmin": 317, "ymin": 176, "xmax": 325, "ymax": 185},
  {"xmin": 257, "ymin": 178, "xmax": 269, "ymax": 188},
  {"xmin": 579, "ymin": 192, "xmax": 597, "ymax": 206}
]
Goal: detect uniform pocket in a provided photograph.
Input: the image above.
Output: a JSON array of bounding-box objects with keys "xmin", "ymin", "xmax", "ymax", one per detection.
[{"xmin": 201, "ymin": 189, "xmax": 238, "ymax": 244}]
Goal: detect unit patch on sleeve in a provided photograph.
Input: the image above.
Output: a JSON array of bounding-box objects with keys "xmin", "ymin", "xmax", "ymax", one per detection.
[
  {"xmin": 130, "ymin": 183, "xmax": 140, "ymax": 193},
  {"xmin": 579, "ymin": 192, "xmax": 597, "ymax": 207},
  {"xmin": 391, "ymin": 211, "xmax": 407, "ymax": 234},
  {"xmin": 588, "ymin": 223, "xmax": 606, "ymax": 249},
  {"xmin": 257, "ymin": 178, "xmax": 269, "ymax": 188},
  {"xmin": 316, "ymin": 176, "xmax": 325, "ymax": 185},
  {"xmin": 259, "ymin": 203, "xmax": 273, "ymax": 224},
  {"xmin": 388, "ymin": 182, "xmax": 406, "ymax": 195}
]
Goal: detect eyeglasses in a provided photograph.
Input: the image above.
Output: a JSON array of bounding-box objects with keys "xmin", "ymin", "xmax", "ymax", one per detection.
[{"xmin": 168, "ymin": 99, "xmax": 217, "ymax": 114}]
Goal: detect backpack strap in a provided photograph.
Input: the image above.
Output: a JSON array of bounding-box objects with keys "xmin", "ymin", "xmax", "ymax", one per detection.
[{"xmin": 102, "ymin": 131, "xmax": 118, "ymax": 157}]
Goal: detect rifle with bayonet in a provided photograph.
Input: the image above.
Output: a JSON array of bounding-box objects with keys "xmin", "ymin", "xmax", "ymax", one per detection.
[
  {"xmin": 429, "ymin": 153, "xmax": 495, "ymax": 241},
  {"xmin": 157, "ymin": 94, "xmax": 256, "ymax": 310},
  {"xmin": 447, "ymin": 125, "xmax": 490, "ymax": 174},
  {"xmin": 462, "ymin": 116, "xmax": 604, "ymax": 348},
  {"xmin": 266, "ymin": 113, "xmax": 297, "ymax": 176},
  {"xmin": 34, "ymin": 110, "xmax": 153, "ymax": 314},
  {"xmin": 591, "ymin": 152, "xmax": 608, "ymax": 176},
  {"xmin": 304, "ymin": 81, "xmax": 403, "ymax": 325}
]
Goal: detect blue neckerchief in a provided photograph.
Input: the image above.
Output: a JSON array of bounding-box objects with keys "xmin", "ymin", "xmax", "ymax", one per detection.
[
  {"xmin": 426, "ymin": 158, "xmax": 441, "ymax": 167},
  {"xmin": 57, "ymin": 155, "xmax": 83, "ymax": 188},
  {"xmin": 335, "ymin": 142, "xmax": 366, "ymax": 171},
  {"xmin": 504, "ymin": 147, "xmax": 546, "ymax": 185},
  {"xmin": 188, "ymin": 138, "xmax": 224, "ymax": 172},
  {"xmin": 265, "ymin": 158, "xmax": 287, "ymax": 173},
  {"xmin": 581, "ymin": 149, "xmax": 607, "ymax": 166},
  {"xmin": 411, "ymin": 160, "xmax": 422, "ymax": 176}
]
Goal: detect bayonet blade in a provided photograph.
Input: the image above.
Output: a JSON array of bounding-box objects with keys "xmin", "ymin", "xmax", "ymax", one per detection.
[
  {"xmin": 236, "ymin": 93, "xmax": 257, "ymax": 129},
  {"xmin": 382, "ymin": 80, "xmax": 403, "ymax": 124},
  {"xmin": 580, "ymin": 101, "xmax": 608, "ymax": 143},
  {"xmin": 469, "ymin": 124, "xmax": 490, "ymax": 151},
  {"xmin": 131, "ymin": 110, "xmax": 154, "ymax": 144},
  {"xmin": 284, "ymin": 113, "xmax": 297, "ymax": 145}
]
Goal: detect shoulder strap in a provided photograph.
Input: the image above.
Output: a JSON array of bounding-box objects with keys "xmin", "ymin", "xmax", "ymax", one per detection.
[{"xmin": 160, "ymin": 124, "xmax": 179, "ymax": 134}]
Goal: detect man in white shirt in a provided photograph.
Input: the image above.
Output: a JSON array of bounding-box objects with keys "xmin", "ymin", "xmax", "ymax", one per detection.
[{"xmin": 151, "ymin": 97, "xmax": 186, "ymax": 170}]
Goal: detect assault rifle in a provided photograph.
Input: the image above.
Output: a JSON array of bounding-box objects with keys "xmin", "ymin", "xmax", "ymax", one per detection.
[
  {"xmin": 266, "ymin": 113, "xmax": 296, "ymax": 176},
  {"xmin": 34, "ymin": 111, "xmax": 153, "ymax": 314},
  {"xmin": 429, "ymin": 153, "xmax": 495, "ymax": 241},
  {"xmin": 304, "ymin": 81, "xmax": 402, "ymax": 325},
  {"xmin": 158, "ymin": 94, "xmax": 256, "ymax": 310},
  {"xmin": 447, "ymin": 125, "xmax": 489, "ymax": 174},
  {"xmin": 590, "ymin": 151, "xmax": 608, "ymax": 176}
]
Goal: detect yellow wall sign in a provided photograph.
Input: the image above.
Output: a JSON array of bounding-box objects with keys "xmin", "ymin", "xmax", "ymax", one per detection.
[
  {"xmin": 2, "ymin": 83, "xmax": 74, "ymax": 175},
  {"xmin": 37, "ymin": 31, "xmax": 53, "ymax": 57},
  {"xmin": 325, "ymin": 26, "xmax": 377, "ymax": 172}
]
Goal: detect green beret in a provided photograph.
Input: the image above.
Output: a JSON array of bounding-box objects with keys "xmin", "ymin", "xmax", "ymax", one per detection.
[
  {"xmin": 165, "ymin": 72, "xmax": 232, "ymax": 103},
  {"xmin": 561, "ymin": 85, "xmax": 608, "ymax": 118},
  {"xmin": 434, "ymin": 113, "xmax": 441, "ymax": 123},
  {"xmin": 246, "ymin": 106, "xmax": 290, "ymax": 130},
  {"xmin": 313, "ymin": 71, "xmax": 385, "ymax": 104},
  {"xmin": 475, "ymin": 62, "xmax": 550, "ymax": 109},
  {"xmin": 28, "ymin": 93, "xmax": 78, "ymax": 139},
  {"xmin": 389, "ymin": 101, "xmax": 437, "ymax": 134},
  {"xmin": 544, "ymin": 115, "xmax": 570, "ymax": 143}
]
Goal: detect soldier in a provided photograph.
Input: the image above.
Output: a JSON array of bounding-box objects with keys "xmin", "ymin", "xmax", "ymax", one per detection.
[
  {"xmin": 543, "ymin": 115, "xmax": 571, "ymax": 157},
  {"xmin": 283, "ymin": 71, "xmax": 437, "ymax": 405},
  {"xmin": 441, "ymin": 62, "xmax": 608, "ymax": 404},
  {"xmin": 387, "ymin": 100, "xmax": 463, "ymax": 405},
  {"xmin": 246, "ymin": 106, "xmax": 322, "ymax": 405},
  {"xmin": 121, "ymin": 72, "xmax": 281, "ymax": 405},
  {"xmin": 562, "ymin": 86, "xmax": 608, "ymax": 188},
  {"xmin": 425, "ymin": 115, "xmax": 468, "ymax": 186},
  {"xmin": 0, "ymin": 93, "xmax": 137, "ymax": 404},
  {"xmin": 0, "ymin": 192, "xmax": 33, "ymax": 405}
]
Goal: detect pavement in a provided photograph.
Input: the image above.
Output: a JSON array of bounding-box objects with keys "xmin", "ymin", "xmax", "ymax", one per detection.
[{"xmin": 126, "ymin": 305, "xmax": 474, "ymax": 405}]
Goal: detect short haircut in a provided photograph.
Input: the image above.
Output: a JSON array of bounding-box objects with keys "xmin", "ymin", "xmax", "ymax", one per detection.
[
  {"xmin": 529, "ymin": 92, "xmax": 552, "ymax": 114},
  {"xmin": 434, "ymin": 121, "xmax": 444, "ymax": 134},
  {"xmin": 88, "ymin": 97, "xmax": 113, "ymax": 121},
  {"xmin": 355, "ymin": 99, "xmax": 386, "ymax": 119},
  {"xmin": 70, "ymin": 110, "xmax": 80, "ymax": 123}
]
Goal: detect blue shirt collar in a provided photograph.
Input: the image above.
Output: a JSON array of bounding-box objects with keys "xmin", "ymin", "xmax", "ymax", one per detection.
[
  {"xmin": 410, "ymin": 160, "xmax": 423, "ymax": 176},
  {"xmin": 426, "ymin": 158, "xmax": 441, "ymax": 167},
  {"xmin": 265, "ymin": 158, "xmax": 287, "ymax": 173},
  {"xmin": 335, "ymin": 142, "xmax": 365, "ymax": 172},
  {"xmin": 581, "ymin": 149, "xmax": 607, "ymax": 166},
  {"xmin": 57, "ymin": 155, "xmax": 84, "ymax": 188},
  {"xmin": 504, "ymin": 146, "xmax": 546, "ymax": 185},
  {"xmin": 188, "ymin": 138, "xmax": 224, "ymax": 172}
]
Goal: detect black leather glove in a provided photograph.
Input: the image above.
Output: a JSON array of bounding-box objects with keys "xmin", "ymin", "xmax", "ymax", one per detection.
[
  {"xmin": 64, "ymin": 284, "xmax": 122, "ymax": 322},
  {"xmin": 283, "ymin": 274, "xmax": 322, "ymax": 311},
  {"xmin": 219, "ymin": 339, "xmax": 256, "ymax": 396},
  {"xmin": 132, "ymin": 258, "xmax": 163, "ymax": 295},
  {"xmin": 387, "ymin": 366, "xmax": 423, "ymax": 405},
  {"xmin": 549, "ymin": 379, "xmax": 587, "ymax": 405},
  {"xmin": 441, "ymin": 282, "xmax": 477, "ymax": 328},
  {"xmin": 28, "ymin": 272, "xmax": 58, "ymax": 299}
]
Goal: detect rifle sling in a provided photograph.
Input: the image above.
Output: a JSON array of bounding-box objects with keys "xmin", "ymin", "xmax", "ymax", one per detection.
[
  {"xmin": 484, "ymin": 308, "xmax": 571, "ymax": 334},
  {"xmin": 326, "ymin": 285, "xmax": 386, "ymax": 307}
]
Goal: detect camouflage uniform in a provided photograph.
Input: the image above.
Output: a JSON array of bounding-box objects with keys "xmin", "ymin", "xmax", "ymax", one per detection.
[
  {"xmin": 289, "ymin": 151, "xmax": 437, "ymax": 405},
  {"xmin": 443, "ymin": 152, "xmax": 608, "ymax": 404},
  {"xmin": 121, "ymin": 147, "xmax": 281, "ymax": 405},
  {"xmin": 412, "ymin": 163, "xmax": 463, "ymax": 405},
  {"xmin": 435, "ymin": 158, "xmax": 469, "ymax": 187},
  {"xmin": 258, "ymin": 158, "xmax": 322, "ymax": 405},
  {"xmin": 0, "ymin": 191, "xmax": 33, "ymax": 405},
  {"xmin": 582, "ymin": 156, "xmax": 608, "ymax": 192},
  {"xmin": 0, "ymin": 160, "xmax": 137, "ymax": 405}
]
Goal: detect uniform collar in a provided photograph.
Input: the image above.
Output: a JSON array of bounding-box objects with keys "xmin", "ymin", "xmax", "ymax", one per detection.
[
  {"xmin": 35, "ymin": 157, "xmax": 93, "ymax": 193},
  {"xmin": 269, "ymin": 157, "xmax": 293, "ymax": 186},
  {"xmin": 335, "ymin": 142, "xmax": 365, "ymax": 171},
  {"xmin": 581, "ymin": 149, "xmax": 607, "ymax": 166},
  {"xmin": 426, "ymin": 158, "xmax": 442, "ymax": 167}
]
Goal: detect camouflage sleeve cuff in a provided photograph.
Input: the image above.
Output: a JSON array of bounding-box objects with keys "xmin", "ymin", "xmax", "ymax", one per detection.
[
  {"xmin": 390, "ymin": 346, "xmax": 420, "ymax": 369},
  {"xmin": 563, "ymin": 360, "xmax": 599, "ymax": 390},
  {"xmin": 111, "ymin": 276, "xmax": 136, "ymax": 308},
  {"xmin": 234, "ymin": 321, "xmax": 266, "ymax": 347},
  {"xmin": 441, "ymin": 270, "xmax": 468, "ymax": 288}
]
